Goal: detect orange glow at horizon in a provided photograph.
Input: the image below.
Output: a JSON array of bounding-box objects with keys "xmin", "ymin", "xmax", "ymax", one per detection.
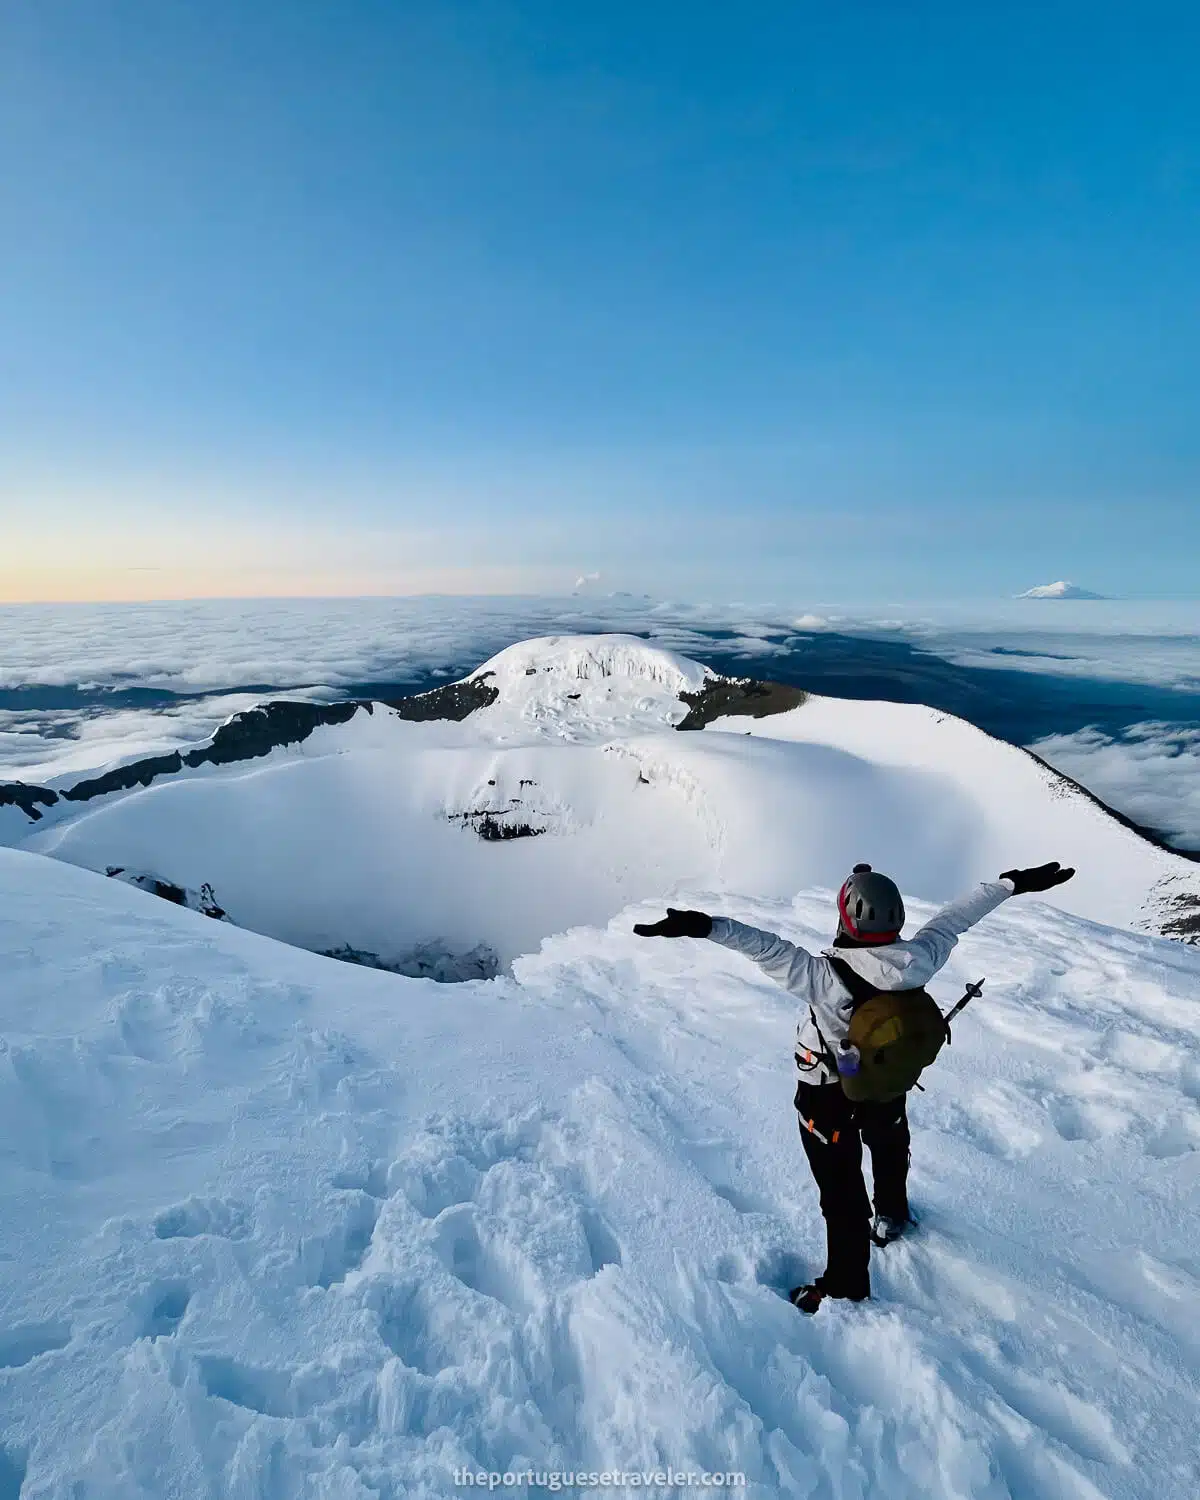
[{"xmin": 0, "ymin": 563, "xmax": 560, "ymax": 604}]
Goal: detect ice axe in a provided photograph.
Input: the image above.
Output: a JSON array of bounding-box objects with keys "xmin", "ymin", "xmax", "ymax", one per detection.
[{"xmin": 942, "ymin": 979, "xmax": 985, "ymax": 1042}]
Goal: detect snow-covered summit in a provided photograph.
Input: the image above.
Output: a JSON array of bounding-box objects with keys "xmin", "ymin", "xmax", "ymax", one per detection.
[
  {"xmin": 469, "ymin": 632, "xmax": 713, "ymax": 694},
  {"xmin": 465, "ymin": 633, "xmax": 716, "ymax": 741},
  {"xmin": 1017, "ymin": 580, "xmax": 1108, "ymax": 600}
]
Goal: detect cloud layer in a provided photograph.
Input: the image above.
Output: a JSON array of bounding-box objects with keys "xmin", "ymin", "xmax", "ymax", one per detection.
[
  {"xmin": 3, "ymin": 597, "xmax": 1199, "ymax": 695},
  {"xmin": 1031, "ymin": 723, "xmax": 1200, "ymax": 851}
]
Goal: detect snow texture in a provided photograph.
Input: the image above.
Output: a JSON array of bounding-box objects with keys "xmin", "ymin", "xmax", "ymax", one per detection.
[
  {"xmin": 2, "ymin": 848, "xmax": 1198, "ymax": 1497},
  {"xmin": 2, "ymin": 635, "xmax": 1199, "ymax": 1496}
]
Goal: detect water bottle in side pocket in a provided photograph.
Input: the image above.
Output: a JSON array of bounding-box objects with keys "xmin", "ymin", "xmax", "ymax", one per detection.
[{"xmin": 836, "ymin": 1039, "xmax": 861, "ymax": 1078}]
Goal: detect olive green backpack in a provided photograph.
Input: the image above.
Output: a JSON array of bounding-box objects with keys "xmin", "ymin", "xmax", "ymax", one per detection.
[{"xmin": 825, "ymin": 956, "xmax": 950, "ymax": 1103}]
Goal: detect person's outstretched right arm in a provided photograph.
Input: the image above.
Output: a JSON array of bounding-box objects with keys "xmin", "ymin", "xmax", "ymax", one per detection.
[
  {"xmin": 706, "ymin": 916, "xmax": 821, "ymax": 998},
  {"xmin": 634, "ymin": 907, "xmax": 820, "ymax": 1001}
]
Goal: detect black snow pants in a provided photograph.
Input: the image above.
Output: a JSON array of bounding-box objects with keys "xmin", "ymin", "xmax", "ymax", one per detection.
[{"xmin": 794, "ymin": 1080, "xmax": 911, "ymax": 1300}]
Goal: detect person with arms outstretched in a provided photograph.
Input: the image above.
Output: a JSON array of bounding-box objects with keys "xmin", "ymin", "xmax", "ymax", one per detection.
[{"xmin": 635, "ymin": 861, "xmax": 1075, "ymax": 1313}]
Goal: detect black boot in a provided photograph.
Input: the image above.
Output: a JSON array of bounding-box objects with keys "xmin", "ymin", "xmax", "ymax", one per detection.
[
  {"xmin": 788, "ymin": 1275, "xmax": 869, "ymax": 1314},
  {"xmin": 788, "ymin": 1283, "xmax": 825, "ymax": 1314},
  {"xmin": 870, "ymin": 1211, "xmax": 917, "ymax": 1247}
]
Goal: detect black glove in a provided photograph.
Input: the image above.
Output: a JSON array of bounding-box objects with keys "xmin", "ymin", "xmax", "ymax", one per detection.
[
  {"xmin": 633, "ymin": 908, "xmax": 713, "ymax": 939},
  {"xmin": 999, "ymin": 862, "xmax": 1076, "ymax": 895}
]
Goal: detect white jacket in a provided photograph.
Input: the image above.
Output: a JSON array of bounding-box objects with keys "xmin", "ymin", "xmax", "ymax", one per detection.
[{"xmin": 707, "ymin": 881, "xmax": 1014, "ymax": 1085}]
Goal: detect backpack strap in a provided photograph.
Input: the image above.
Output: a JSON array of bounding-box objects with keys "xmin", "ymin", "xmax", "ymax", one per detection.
[
  {"xmin": 815, "ymin": 955, "xmax": 881, "ymax": 1071},
  {"xmin": 826, "ymin": 954, "xmax": 879, "ymax": 1010},
  {"xmin": 809, "ymin": 956, "xmax": 882, "ymax": 1074},
  {"xmin": 805, "ymin": 1007, "xmax": 838, "ymax": 1073}
]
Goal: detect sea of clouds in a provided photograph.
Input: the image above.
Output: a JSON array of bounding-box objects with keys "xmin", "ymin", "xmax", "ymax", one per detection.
[
  {"xmin": 4, "ymin": 595, "xmax": 1200, "ymax": 693},
  {"xmin": 0, "ymin": 595, "xmax": 809, "ymax": 694}
]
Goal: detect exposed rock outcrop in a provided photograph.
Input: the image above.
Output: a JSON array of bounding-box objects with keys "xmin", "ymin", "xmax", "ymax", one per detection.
[
  {"xmin": 676, "ymin": 678, "xmax": 808, "ymax": 731},
  {"xmin": 1159, "ymin": 892, "xmax": 1200, "ymax": 944},
  {"xmin": 105, "ymin": 867, "xmax": 228, "ymax": 920},
  {"xmin": 446, "ymin": 807, "xmax": 547, "ymax": 840},
  {"xmin": 4, "ymin": 664, "xmax": 796, "ymax": 819},
  {"xmin": 0, "ymin": 783, "xmax": 59, "ymax": 822},
  {"xmin": 382, "ymin": 673, "xmax": 499, "ymax": 722},
  {"xmin": 319, "ymin": 940, "xmax": 501, "ymax": 982}
]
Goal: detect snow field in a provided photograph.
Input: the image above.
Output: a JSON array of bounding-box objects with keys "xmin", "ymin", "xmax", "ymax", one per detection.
[{"xmin": 1, "ymin": 848, "xmax": 1198, "ymax": 1499}]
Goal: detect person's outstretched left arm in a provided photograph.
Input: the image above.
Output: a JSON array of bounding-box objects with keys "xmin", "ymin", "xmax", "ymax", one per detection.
[{"xmin": 861, "ymin": 862, "xmax": 1076, "ymax": 988}]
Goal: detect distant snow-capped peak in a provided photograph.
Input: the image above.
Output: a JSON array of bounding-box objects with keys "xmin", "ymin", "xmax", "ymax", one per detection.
[{"xmin": 1017, "ymin": 581, "xmax": 1107, "ymax": 600}]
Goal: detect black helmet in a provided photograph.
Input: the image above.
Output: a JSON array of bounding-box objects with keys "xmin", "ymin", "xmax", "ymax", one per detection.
[{"xmin": 837, "ymin": 863, "xmax": 905, "ymax": 942}]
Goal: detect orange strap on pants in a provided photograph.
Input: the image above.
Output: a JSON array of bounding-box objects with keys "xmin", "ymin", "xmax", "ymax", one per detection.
[{"xmin": 802, "ymin": 1117, "xmax": 840, "ymax": 1148}]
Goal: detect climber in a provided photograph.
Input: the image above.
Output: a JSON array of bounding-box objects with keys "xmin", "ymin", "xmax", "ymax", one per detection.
[{"xmin": 634, "ymin": 861, "xmax": 1075, "ymax": 1312}]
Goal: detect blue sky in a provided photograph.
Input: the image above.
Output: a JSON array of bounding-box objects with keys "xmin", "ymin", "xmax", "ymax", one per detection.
[{"xmin": 2, "ymin": 1, "xmax": 1198, "ymax": 602}]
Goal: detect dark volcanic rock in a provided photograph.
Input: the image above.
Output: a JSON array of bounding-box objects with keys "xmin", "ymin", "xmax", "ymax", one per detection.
[
  {"xmin": 1160, "ymin": 893, "xmax": 1200, "ymax": 943},
  {"xmin": 143, "ymin": 875, "xmax": 187, "ymax": 905},
  {"xmin": 676, "ymin": 678, "xmax": 808, "ymax": 731},
  {"xmin": 65, "ymin": 752, "xmax": 187, "ymax": 803},
  {"xmin": 0, "ymin": 783, "xmax": 59, "ymax": 822},
  {"xmin": 0, "ymin": 670, "xmax": 801, "ymax": 822},
  {"xmin": 197, "ymin": 698, "xmax": 362, "ymax": 767},
  {"xmin": 62, "ymin": 701, "xmax": 364, "ymax": 802},
  {"xmin": 2, "ymin": 700, "xmax": 372, "ymax": 813},
  {"xmin": 447, "ymin": 807, "xmax": 546, "ymax": 840},
  {"xmin": 381, "ymin": 673, "xmax": 498, "ymax": 722},
  {"xmin": 105, "ymin": 867, "xmax": 228, "ymax": 919},
  {"xmin": 475, "ymin": 815, "xmax": 544, "ymax": 841},
  {"xmin": 320, "ymin": 939, "xmax": 501, "ymax": 983}
]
